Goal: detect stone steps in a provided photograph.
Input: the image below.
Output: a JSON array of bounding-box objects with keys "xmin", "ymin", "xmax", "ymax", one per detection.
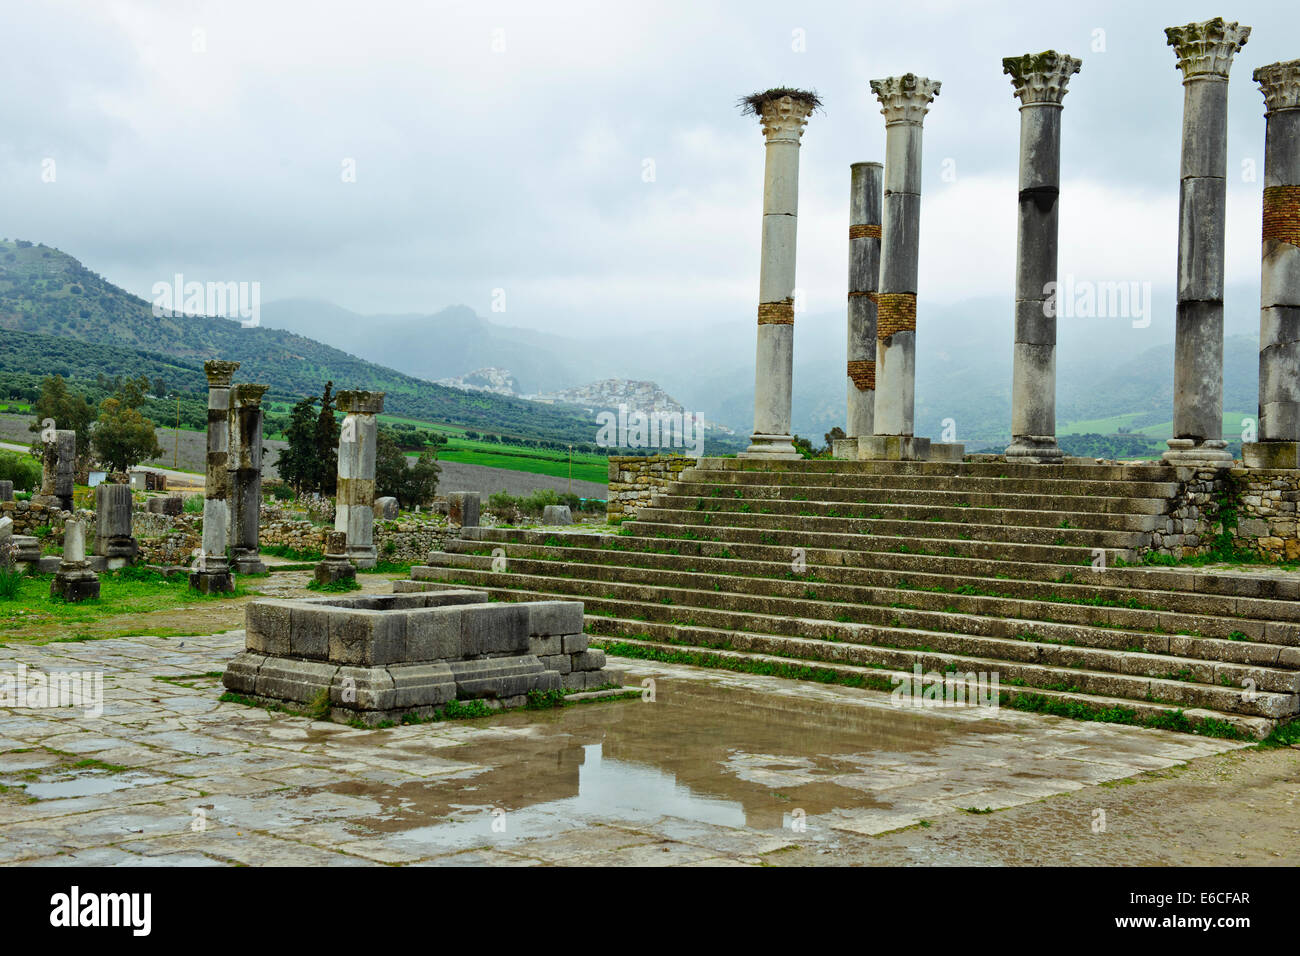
[
  {"xmin": 405, "ymin": 459, "xmax": 1299, "ymax": 737},
  {"xmin": 402, "ymin": 570, "xmax": 1293, "ymax": 728}
]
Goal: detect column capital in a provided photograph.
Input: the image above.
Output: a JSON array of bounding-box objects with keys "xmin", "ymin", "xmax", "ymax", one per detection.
[
  {"xmin": 870, "ymin": 74, "xmax": 940, "ymax": 126},
  {"xmin": 232, "ymin": 383, "xmax": 270, "ymax": 407},
  {"xmin": 337, "ymin": 390, "xmax": 385, "ymax": 415},
  {"xmin": 1002, "ymin": 51, "xmax": 1081, "ymax": 105},
  {"xmin": 1165, "ymin": 18, "xmax": 1250, "ymax": 81},
  {"xmin": 740, "ymin": 89, "xmax": 819, "ymax": 144},
  {"xmin": 1254, "ymin": 60, "xmax": 1300, "ymax": 114},
  {"xmin": 203, "ymin": 359, "xmax": 240, "ymax": 387}
]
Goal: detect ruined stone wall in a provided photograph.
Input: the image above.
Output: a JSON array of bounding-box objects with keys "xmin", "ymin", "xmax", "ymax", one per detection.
[
  {"xmin": 1153, "ymin": 467, "xmax": 1300, "ymax": 561},
  {"xmin": 607, "ymin": 455, "xmax": 698, "ymax": 522}
]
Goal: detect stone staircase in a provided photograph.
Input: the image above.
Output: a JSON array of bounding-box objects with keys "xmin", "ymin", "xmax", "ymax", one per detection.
[{"xmin": 414, "ymin": 458, "xmax": 1300, "ymax": 739}]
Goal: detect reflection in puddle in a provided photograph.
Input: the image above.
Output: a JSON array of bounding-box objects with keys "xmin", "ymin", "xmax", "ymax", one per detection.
[
  {"xmin": 23, "ymin": 771, "xmax": 163, "ymax": 800},
  {"xmin": 318, "ymin": 677, "xmax": 1019, "ymax": 853}
]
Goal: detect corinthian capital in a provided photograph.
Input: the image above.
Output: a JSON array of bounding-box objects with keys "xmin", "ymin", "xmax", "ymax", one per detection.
[
  {"xmin": 1165, "ymin": 17, "xmax": 1250, "ymax": 80},
  {"xmin": 1003, "ymin": 51, "xmax": 1082, "ymax": 105},
  {"xmin": 739, "ymin": 88, "xmax": 820, "ymax": 144},
  {"xmin": 870, "ymin": 74, "xmax": 941, "ymax": 126},
  {"xmin": 1254, "ymin": 60, "xmax": 1300, "ymax": 114},
  {"xmin": 203, "ymin": 359, "xmax": 240, "ymax": 387}
]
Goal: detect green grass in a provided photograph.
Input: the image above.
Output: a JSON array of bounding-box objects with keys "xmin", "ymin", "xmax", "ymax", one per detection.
[{"xmin": 437, "ymin": 437, "xmax": 608, "ymax": 485}]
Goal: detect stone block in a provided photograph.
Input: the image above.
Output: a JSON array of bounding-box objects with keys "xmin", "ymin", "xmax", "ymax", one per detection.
[
  {"xmin": 857, "ymin": 435, "xmax": 931, "ymax": 461},
  {"xmin": 245, "ymin": 599, "xmax": 295, "ymax": 656},
  {"xmin": 561, "ymin": 633, "xmax": 588, "ymax": 654},
  {"xmin": 288, "ymin": 605, "xmax": 331, "ymax": 660},
  {"xmin": 530, "ymin": 634, "xmax": 563, "ymax": 657},
  {"xmin": 529, "ymin": 601, "xmax": 584, "ymax": 638},
  {"xmin": 405, "ymin": 607, "xmax": 463, "ymax": 661},
  {"xmin": 146, "ymin": 496, "xmax": 184, "ymax": 516},
  {"xmin": 385, "ymin": 663, "xmax": 456, "ymax": 709},
  {"xmin": 375, "ymin": 496, "xmax": 399, "ymax": 519},
  {"xmin": 542, "ymin": 504, "xmax": 572, "ymax": 525},
  {"xmin": 448, "ymin": 492, "xmax": 480, "ymax": 528},
  {"xmin": 328, "ymin": 609, "xmax": 406, "ymax": 666},
  {"xmin": 331, "ymin": 666, "xmax": 396, "ymax": 710},
  {"xmin": 459, "ymin": 603, "xmax": 530, "ymax": 657},
  {"xmin": 254, "ymin": 658, "xmax": 338, "ymax": 705},
  {"xmin": 572, "ymin": 648, "xmax": 606, "ymax": 671},
  {"xmin": 1243, "ymin": 442, "xmax": 1300, "ymax": 470},
  {"xmin": 220, "ymin": 651, "xmax": 265, "ymax": 695},
  {"xmin": 0, "ymin": 481, "xmax": 12, "ymax": 502},
  {"xmin": 449, "ymin": 657, "xmax": 559, "ymax": 699},
  {"xmin": 540, "ymin": 653, "xmax": 572, "ymax": 674}
]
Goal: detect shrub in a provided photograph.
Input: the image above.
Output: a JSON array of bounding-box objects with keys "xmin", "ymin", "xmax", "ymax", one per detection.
[{"xmin": 0, "ymin": 450, "xmax": 40, "ymax": 491}]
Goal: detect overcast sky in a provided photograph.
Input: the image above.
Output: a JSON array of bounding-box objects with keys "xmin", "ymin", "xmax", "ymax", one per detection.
[{"xmin": 1, "ymin": 0, "xmax": 1294, "ymax": 337}]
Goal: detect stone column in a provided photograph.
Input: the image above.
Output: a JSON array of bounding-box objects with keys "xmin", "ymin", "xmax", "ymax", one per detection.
[
  {"xmin": 1244, "ymin": 60, "xmax": 1300, "ymax": 469},
  {"xmin": 229, "ymin": 383, "xmax": 269, "ymax": 574},
  {"xmin": 38, "ymin": 431, "xmax": 76, "ymax": 511},
  {"xmin": 1004, "ymin": 51, "xmax": 1082, "ymax": 464},
  {"xmin": 1162, "ymin": 18, "xmax": 1250, "ymax": 466},
  {"xmin": 860, "ymin": 74, "xmax": 941, "ymax": 461},
  {"xmin": 93, "ymin": 483, "xmax": 137, "ymax": 569},
  {"xmin": 191, "ymin": 359, "xmax": 239, "ymax": 594},
  {"xmin": 335, "ymin": 390, "xmax": 383, "ymax": 569},
  {"xmin": 739, "ymin": 90, "xmax": 818, "ymax": 460},
  {"xmin": 51, "ymin": 518, "xmax": 98, "ymax": 602},
  {"xmin": 836, "ymin": 161, "xmax": 883, "ymax": 458}
]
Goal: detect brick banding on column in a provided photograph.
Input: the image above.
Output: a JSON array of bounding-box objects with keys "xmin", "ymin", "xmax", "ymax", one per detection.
[
  {"xmin": 876, "ymin": 293, "xmax": 917, "ymax": 338},
  {"xmin": 849, "ymin": 224, "xmax": 882, "ymax": 239},
  {"xmin": 757, "ymin": 301, "xmax": 795, "ymax": 325},
  {"xmin": 1263, "ymin": 185, "xmax": 1300, "ymax": 247},
  {"xmin": 847, "ymin": 360, "xmax": 876, "ymax": 390},
  {"xmin": 847, "ymin": 291, "xmax": 879, "ymax": 300}
]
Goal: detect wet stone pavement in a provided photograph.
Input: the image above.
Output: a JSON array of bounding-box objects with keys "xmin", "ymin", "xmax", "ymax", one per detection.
[{"xmin": 0, "ymin": 631, "xmax": 1242, "ymax": 866}]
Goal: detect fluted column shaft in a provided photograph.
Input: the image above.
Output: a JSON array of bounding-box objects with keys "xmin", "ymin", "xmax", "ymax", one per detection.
[
  {"xmin": 743, "ymin": 94, "xmax": 815, "ymax": 460},
  {"xmin": 1163, "ymin": 18, "xmax": 1250, "ymax": 466},
  {"xmin": 229, "ymin": 383, "xmax": 269, "ymax": 574}
]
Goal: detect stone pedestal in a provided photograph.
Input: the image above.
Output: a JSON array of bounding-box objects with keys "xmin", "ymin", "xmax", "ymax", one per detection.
[
  {"xmin": 1003, "ymin": 51, "xmax": 1081, "ymax": 464},
  {"xmin": 375, "ymin": 496, "xmax": 399, "ymax": 519},
  {"xmin": 51, "ymin": 519, "xmax": 99, "ymax": 602},
  {"xmin": 740, "ymin": 91, "xmax": 818, "ymax": 460},
  {"xmin": 858, "ymin": 435, "xmax": 931, "ymax": 462},
  {"xmin": 1162, "ymin": 18, "xmax": 1250, "ymax": 466},
  {"xmin": 843, "ymin": 161, "xmax": 883, "ymax": 451},
  {"xmin": 1246, "ymin": 59, "xmax": 1300, "ymax": 469},
  {"xmin": 448, "ymin": 492, "xmax": 480, "ymax": 528},
  {"xmin": 93, "ymin": 482, "xmax": 137, "ymax": 569},
  {"xmin": 38, "ymin": 430, "xmax": 76, "ymax": 511},
  {"xmin": 0, "ymin": 481, "xmax": 12, "ymax": 502},
  {"xmin": 314, "ymin": 531, "xmax": 356, "ymax": 586},
  {"xmin": 335, "ymin": 390, "xmax": 384, "ymax": 569},
  {"xmin": 869, "ymin": 74, "xmax": 940, "ymax": 451},
  {"xmin": 229, "ymin": 383, "xmax": 269, "ymax": 575},
  {"xmin": 192, "ymin": 359, "xmax": 239, "ymax": 594},
  {"xmin": 542, "ymin": 504, "xmax": 573, "ymax": 525}
]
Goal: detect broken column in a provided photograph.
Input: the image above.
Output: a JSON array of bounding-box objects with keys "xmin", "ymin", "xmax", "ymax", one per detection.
[
  {"xmin": 1244, "ymin": 60, "xmax": 1300, "ymax": 469},
  {"xmin": 861, "ymin": 74, "xmax": 941, "ymax": 461},
  {"xmin": 1162, "ymin": 18, "xmax": 1250, "ymax": 466},
  {"xmin": 314, "ymin": 530, "xmax": 356, "ymax": 586},
  {"xmin": 1004, "ymin": 51, "xmax": 1082, "ymax": 464},
  {"xmin": 191, "ymin": 359, "xmax": 239, "ymax": 594},
  {"xmin": 229, "ymin": 383, "xmax": 269, "ymax": 574},
  {"xmin": 93, "ymin": 482, "xmax": 137, "ymax": 569},
  {"xmin": 837, "ymin": 161, "xmax": 883, "ymax": 458},
  {"xmin": 37, "ymin": 431, "xmax": 75, "ymax": 510},
  {"xmin": 51, "ymin": 518, "xmax": 99, "ymax": 602},
  {"xmin": 738, "ymin": 89, "xmax": 819, "ymax": 460},
  {"xmin": 335, "ymin": 390, "xmax": 383, "ymax": 569}
]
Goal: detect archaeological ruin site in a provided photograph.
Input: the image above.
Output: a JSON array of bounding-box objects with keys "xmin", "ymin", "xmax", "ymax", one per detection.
[{"xmin": 0, "ymin": 4, "xmax": 1297, "ymax": 899}]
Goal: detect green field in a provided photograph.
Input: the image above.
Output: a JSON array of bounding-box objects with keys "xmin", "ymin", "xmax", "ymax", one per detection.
[
  {"xmin": 434, "ymin": 437, "xmax": 607, "ymax": 484},
  {"xmin": 1059, "ymin": 411, "xmax": 1254, "ymax": 439}
]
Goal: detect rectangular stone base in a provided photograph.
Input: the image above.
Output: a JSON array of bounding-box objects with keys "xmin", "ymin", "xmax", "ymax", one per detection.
[
  {"xmin": 1242, "ymin": 442, "xmax": 1300, "ymax": 470},
  {"xmin": 857, "ymin": 435, "xmax": 931, "ymax": 461},
  {"xmin": 928, "ymin": 443, "xmax": 965, "ymax": 462},
  {"xmin": 831, "ymin": 438, "xmax": 861, "ymax": 460}
]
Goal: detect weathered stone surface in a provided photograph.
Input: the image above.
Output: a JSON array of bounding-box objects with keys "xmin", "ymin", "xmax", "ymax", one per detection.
[
  {"xmin": 375, "ymin": 497, "xmax": 399, "ymax": 519},
  {"xmin": 448, "ymin": 492, "xmax": 481, "ymax": 528},
  {"xmin": 541, "ymin": 504, "xmax": 572, "ymax": 525},
  {"xmin": 529, "ymin": 601, "xmax": 584, "ymax": 638}
]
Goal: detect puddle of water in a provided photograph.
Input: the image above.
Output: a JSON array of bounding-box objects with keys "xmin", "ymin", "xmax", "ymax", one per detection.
[
  {"xmin": 317, "ymin": 677, "xmax": 1021, "ymax": 853},
  {"xmin": 23, "ymin": 771, "xmax": 164, "ymax": 800}
]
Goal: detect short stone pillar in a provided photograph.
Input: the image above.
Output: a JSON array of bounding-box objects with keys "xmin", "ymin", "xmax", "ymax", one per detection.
[
  {"xmin": 335, "ymin": 390, "xmax": 384, "ymax": 569},
  {"xmin": 37, "ymin": 430, "xmax": 76, "ymax": 511},
  {"xmin": 375, "ymin": 496, "xmax": 399, "ymax": 519},
  {"xmin": 314, "ymin": 530, "xmax": 356, "ymax": 586},
  {"xmin": 542, "ymin": 504, "xmax": 573, "ymax": 525},
  {"xmin": 1244, "ymin": 60, "xmax": 1300, "ymax": 469},
  {"xmin": 1162, "ymin": 18, "xmax": 1250, "ymax": 466},
  {"xmin": 229, "ymin": 383, "xmax": 269, "ymax": 574},
  {"xmin": 51, "ymin": 519, "xmax": 99, "ymax": 602},
  {"xmin": 861, "ymin": 74, "xmax": 941, "ymax": 461},
  {"xmin": 448, "ymin": 492, "xmax": 480, "ymax": 528},
  {"xmin": 0, "ymin": 481, "xmax": 13, "ymax": 502},
  {"xmin": 1004, "ymin": 51, "xmax": 1081, "ymax": 463},
  {"xmin": 739, "ymin": 89, "xmax": 819, "ymax": 460},
  {"xmin": 191, "ymin": 359, "xmax": 239, "ymax": 594},
  {"xmin": 93, "ymin": 483, "xmax": 137, "ymax": 568},
  {"xmin": 839, "ymin": 161, "xmax": 883, "ymax": 457}
]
